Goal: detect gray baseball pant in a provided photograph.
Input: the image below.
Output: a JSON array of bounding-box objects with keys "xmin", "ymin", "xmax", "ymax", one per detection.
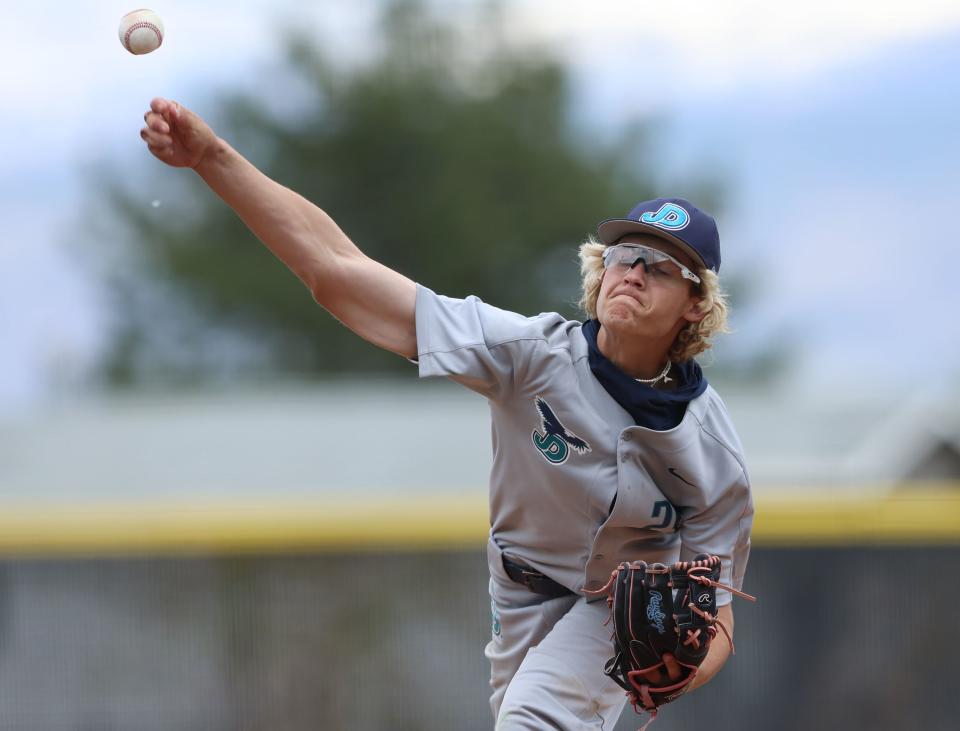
[{"xmin": 485, "ymin": 537, "xmax": 628, "ymax": 730}]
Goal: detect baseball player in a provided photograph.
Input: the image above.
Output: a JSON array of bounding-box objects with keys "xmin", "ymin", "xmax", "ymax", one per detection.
[{"xmin": 140, "ymin": 98, "xmax": 754, "ymax": 730}]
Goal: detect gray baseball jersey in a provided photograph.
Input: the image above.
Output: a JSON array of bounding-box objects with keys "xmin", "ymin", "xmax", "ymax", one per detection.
[{"xmin": 414, "ymin": 284, "xmax": 753, "ymax": 605}]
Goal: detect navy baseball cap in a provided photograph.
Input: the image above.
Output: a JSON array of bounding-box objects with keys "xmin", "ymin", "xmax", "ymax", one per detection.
[{"xmin": 597, "ymin": 197, "xmax": 721, "ymax": 273}]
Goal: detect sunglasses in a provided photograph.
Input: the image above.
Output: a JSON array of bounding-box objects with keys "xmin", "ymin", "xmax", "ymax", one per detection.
[{"xmin": 602, "ymin": 244, "xmax": 701, "ymax": 285}]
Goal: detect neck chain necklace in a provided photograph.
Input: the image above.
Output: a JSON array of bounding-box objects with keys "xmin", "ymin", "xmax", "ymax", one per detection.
[{"xmin": 635, "ymin": 359, "xmax": 672, "ymax": 386}]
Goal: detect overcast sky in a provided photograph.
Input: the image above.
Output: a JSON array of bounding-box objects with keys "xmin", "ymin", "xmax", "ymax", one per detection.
[{"xmin": 2, "ymin": 0, "xmax": 959, "ymax": 412}]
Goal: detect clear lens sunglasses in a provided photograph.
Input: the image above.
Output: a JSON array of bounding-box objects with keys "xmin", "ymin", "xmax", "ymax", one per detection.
[{"xmin": 602, "ymin": 244, "xmax": 701, "ymax": 285}]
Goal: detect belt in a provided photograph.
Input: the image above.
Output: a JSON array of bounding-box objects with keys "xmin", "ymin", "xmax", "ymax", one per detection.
[{"xmin": 501, "ymin": 553, "xmax": 574, "ymax": 598}]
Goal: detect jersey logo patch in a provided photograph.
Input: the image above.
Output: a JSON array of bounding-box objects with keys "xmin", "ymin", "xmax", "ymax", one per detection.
[
  {"xmin": 491, "ymin": 598, "xmax": 501, "ymax": 638},
  {"xmin": 668, "ymin": 467, "xmax": 699, "ymax": 489},
  {"xmin": 639, "ymin": 202, "xmax": 690, "ymax": 231},
  {"xmin": 531, "ymin": 396, "xmax": 591, "ymax": 465}
]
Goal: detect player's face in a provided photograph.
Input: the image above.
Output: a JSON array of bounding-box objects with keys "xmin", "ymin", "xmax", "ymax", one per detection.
[{"xmin": 596, "ymin": 235, "xmax": 706, "ymax": 340}]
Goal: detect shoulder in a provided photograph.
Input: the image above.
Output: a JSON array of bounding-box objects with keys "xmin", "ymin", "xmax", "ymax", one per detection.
[
  {"xmin": 688, "ymin": 386, "xmax": 743, "ymax": 447},
  {"xmin": 686, "ymin": 385, "xmax": 749, "ymax": 478},
  {"xmin": 416, "ymin": 284, "xmax": 580, "ymax": 351}
]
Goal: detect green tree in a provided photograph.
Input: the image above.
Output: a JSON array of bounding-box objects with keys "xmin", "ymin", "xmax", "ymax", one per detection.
[{"xmin": 94, "ymin": 0, "xmax": 717, "ymax": 384}]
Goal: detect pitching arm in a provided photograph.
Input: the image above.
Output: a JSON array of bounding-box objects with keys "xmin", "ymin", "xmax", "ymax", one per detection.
[{"xmin": 140, "ymin": 98, "xmax": 417, "ymax": 359}]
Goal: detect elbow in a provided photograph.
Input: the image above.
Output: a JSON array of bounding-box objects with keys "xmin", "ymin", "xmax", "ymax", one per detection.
[
  {"xmin": 304, "ymin": 248, "xmax": 358, "ymax": 309},
  {"xmin": 295, "ymin": 212, "xmax": 364, "ymax": 303}
]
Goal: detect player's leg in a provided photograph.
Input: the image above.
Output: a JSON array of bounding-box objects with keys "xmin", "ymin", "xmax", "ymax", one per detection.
[
  {"xmin": 495, "ymin": 595, "xmax": 627, "ymax": 731},
  {"xmin": 485, "ymin": 537, "xmax": 578, "ymax": 720}
]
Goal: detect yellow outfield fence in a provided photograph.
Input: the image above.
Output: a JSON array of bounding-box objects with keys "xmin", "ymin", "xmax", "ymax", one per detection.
[
  {"xmin": 749, "ymin": 483, "xmax": 960, "ymax": 545},
  {"xmin": 0, "ymin": 482, "xmax": 957, "ymax": 557}
]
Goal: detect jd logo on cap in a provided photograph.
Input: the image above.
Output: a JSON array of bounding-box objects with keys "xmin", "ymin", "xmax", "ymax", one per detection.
[{"xmin": 640, "ymin": 202, "xmax": 690, "ymax": 231}]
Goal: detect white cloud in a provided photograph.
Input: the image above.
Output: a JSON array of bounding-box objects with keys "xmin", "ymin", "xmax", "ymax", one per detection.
[{"xmin": 510, "ymin": 0, "xmax": 960, "ymax": 90}]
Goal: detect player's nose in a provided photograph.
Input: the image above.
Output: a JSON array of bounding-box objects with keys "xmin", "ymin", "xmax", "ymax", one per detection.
[{"xmin": 622, "ymin": 262, "xmax": 647, "ymax": 287}]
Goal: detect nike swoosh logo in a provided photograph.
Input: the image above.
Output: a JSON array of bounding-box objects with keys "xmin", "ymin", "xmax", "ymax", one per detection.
[{"xmin": 668, "ymin": 467, "xmax": 699, "ymax": 489}]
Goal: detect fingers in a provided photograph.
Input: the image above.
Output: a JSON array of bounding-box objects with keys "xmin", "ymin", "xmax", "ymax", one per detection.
[
  {"xmin": 141, "ymin": 101, "xmax": 175, "ymax": 152},
  {"xmin": 662, "ymin": 653, "xmax": 682, "ymax": 682},
  {"xmin": 140, "ymin": 125, "xmax": 171, "ymax": 149},
  {"xmin": 150, "ymin": 97, "xmax": 172, "ymax": 116},
  {"xmin": 151, "ymin": 97, "xmax": 184, "ymax": 123},
  {"xmin": 147, "ymin": 143, "xmax": 174, "ymax": 159},
  {"xmin": 637, "ymin": 654, "xmax": 683, "ymax": 686},
  {"xmin": 143, "ymin": 110, "xmax": 169, "ymax": 134},
  {"xmin": 637, "ymin": 663, "xmax": 666, "ymax": 684},
  {"xmin": 637, "ymin": 667, "xmax": 660, "ymax": 684},
  {"xmin": 147, "ymin": 97, "xmax": 183, "ymax": 130},
  {"xmin": 141, "ymin": 97, "xmax": 212, "ymax": 167}
]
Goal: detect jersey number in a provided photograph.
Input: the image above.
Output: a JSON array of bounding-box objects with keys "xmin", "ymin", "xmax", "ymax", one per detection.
[{"xmin": 644, "ymin": 500, "xmax": 684, "ymax": 531}]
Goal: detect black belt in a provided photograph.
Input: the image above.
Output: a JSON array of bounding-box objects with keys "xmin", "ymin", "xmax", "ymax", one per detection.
[{"xmin": 501, "ymin": 554, "xmax": 574, "ymax": 598}]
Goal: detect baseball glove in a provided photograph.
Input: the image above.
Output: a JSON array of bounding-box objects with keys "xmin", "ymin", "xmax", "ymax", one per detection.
[{"xmin": 588, "ymin": 554, "xmax": 755, "ymax": 728}]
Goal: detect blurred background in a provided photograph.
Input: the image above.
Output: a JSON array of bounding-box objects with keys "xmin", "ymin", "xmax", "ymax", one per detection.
[{"xmin": 1, "ymin": 0, "xmax": 958, "ymax": 729}]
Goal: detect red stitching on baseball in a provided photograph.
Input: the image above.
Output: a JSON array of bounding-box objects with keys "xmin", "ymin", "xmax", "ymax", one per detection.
[{"xmin": 124, "ymin": 22, "xmax": 163, "ymax": 52}]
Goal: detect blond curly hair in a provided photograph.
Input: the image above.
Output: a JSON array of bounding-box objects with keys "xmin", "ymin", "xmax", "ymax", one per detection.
[{"xmin": 577, "ymin": 236, "xmax": 730, "ymax": 363}]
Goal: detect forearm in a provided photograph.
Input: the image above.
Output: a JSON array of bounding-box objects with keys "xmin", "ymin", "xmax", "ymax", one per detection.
[
  {"xmin": 689, "ymin": 603, "xmax": 734, "ymax": 690},
  {"xmin": 194, "ymin": 137, "xmax": 359, "ymax": 295},
  {"xmin": 141, "ymin": 97, "xmax": 417, "ymax": 356},
  {"xmin": 193, "ymin": 137, "xmax": 417, "ymax": 356}
]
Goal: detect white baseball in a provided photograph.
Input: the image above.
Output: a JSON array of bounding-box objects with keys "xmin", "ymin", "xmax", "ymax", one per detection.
[{"xmin": 118, "ymin": 9, "xmax": 164, "ymax": 55}]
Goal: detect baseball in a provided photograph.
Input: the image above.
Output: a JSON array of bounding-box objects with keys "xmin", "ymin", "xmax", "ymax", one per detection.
[{"xmin": 118, "ymin": 9, "xmax": 164, "ymax": 55}]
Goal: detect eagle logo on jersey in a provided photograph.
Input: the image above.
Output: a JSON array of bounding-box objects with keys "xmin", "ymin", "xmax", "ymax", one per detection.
[{"xmin": 531, "ymin": 396, "xmax": 591, "ymax": 465}]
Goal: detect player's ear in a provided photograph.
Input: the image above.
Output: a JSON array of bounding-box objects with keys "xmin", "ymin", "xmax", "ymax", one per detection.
[
  {"xmin": 597, "ymin": 267, "xmax": 610, "ymax": 293},
  {"xmin": 681, "ymin": 296, "xmax": 707, "ymax": 324}
]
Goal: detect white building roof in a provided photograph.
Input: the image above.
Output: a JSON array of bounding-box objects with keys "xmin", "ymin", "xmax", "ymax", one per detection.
[{"xmin": 1, "ymin": 379, "xmax": 956, "ymax": 504}]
